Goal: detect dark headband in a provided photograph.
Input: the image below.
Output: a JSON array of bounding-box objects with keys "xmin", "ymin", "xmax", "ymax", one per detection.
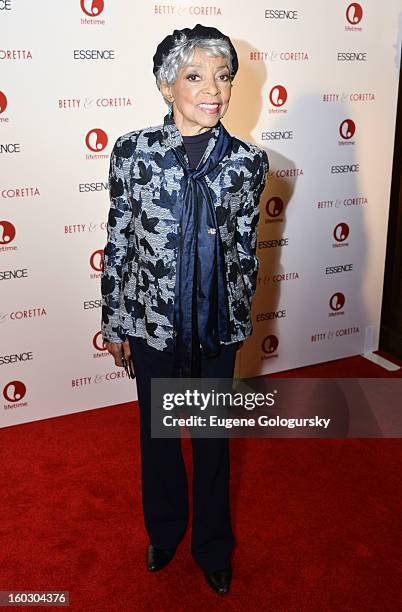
[{"xmin": 153, "ymin": 23, "xmax": 239, "ymax": 80}]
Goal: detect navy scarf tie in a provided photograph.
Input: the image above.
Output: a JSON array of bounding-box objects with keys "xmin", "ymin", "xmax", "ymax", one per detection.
[{"xmin": 171, "ymin": 119, "xmax": 233, "ymax": 378}]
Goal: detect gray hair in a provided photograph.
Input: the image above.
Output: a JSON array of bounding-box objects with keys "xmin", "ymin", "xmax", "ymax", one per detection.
[{"xmin": 155, "ymin": 33, "xmax": 233, "ymax": 109}]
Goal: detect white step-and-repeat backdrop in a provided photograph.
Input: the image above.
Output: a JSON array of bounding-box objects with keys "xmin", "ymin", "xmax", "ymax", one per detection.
[{"xmin": 1, "ymin": 1, "xmax": 401, "ymax": 427}]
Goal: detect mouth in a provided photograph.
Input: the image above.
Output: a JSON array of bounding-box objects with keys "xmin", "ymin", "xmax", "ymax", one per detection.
[{"xmin": 197, "ymin": 103, "xmax": 221, "ymax": 114}]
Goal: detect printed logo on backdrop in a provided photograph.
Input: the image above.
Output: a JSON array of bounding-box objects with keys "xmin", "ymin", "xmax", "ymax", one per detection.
[
  {"xmin": 0, "ymin": 307, "xmax": 46, "ymax": 323},
  {"xmin": 322, "ymin": 91, "xmax": 374, "ymax": 103},
  {"xmin": 261, "ymin": 335, "xmax": 279, "ymax": 359},
  {"xmin": 84, "ymin": 299, "xmax": 101, "ymax": 310},
  {"xmin": 59, "ymin": 97, "xmax": 133, "ymax": 110},
  {"xmin": 265, "ymin": 196, "xmax": 284, "ymax": 224},
  {"xmin": 269, "ymin": 85, "xmax": 288, "ymax": 113},
  {"xmin": 317, "ymin": 196, "xmax": 368, "ymax": 210},
  {"xmin": 0, "ymin": 351, "xmax": 33, "ymax": 366},
  {"xmin": 258, "ymin": 236, "xmax": 289, "ymax": 250},
  {"xmin": 337, "ymin": 52, "xmax": 367, "ymax": 61},
  {"xmin": 345, "ymin": 3, "xmax": 363, "ymax": 31},
  {"xmin": 339, "ymin": 119, "xmax": 356, "ymax": 145},
  {"xmin": 85, "ymin": 128, "xmax": 108, "ymax": 159},
  {"xmin": 0, "ymin": 50, "xmax": 32, "ymax": 60},
  {"xmin": 0, "ymin": 90, "xmax": 9, "ymax": 123},
  {"xmin": 0, "ymin": 220, "xmax": 17, "ymax": 253},
  {"xmin": 333, "ymin": 222, "xmax": 350, "ymax": 248},
  {"xmin": 270, "ymin": 166, "xmax": 303, "ymax": 179},
  {"xmin": 0, "ymin": 267, "xmax": 28, "ymax": 281},
  {"xmin": 90, "ymin": 249, "xmax": 103, "ymax": 279},
  {"xmin": 80, "ymin": 0, "xmax": 106, "ymax": 25},
  {"xmin": 331, "ymin": 163, "xmax": 359, "ymax": 174},
  {"xmin": 0, "ymin": 141, "xmax": 20, "ymax": 153},
  {"xmin": 79, "ymin": 181, "xmax": 108, "ymax": 193},
  {"xmin": 64, "ymin": 223, "xmax": 86, "ymax": 235},
  {"xmin": 256, "ymin": 309, "xmax": 287, "ymax": 323},
  {"xmin": 329, "ymin": 292, "xmax": 346, "ymax": 316},
  {"xmin": 153, "ymin": 4, "xmax": 222, "ymax": 16},
  {"xmin": 3, "ymin": 380, "xmax": 28, "ymax": 410},
  {"xmin": 1, "ymin": 186, "xmax": 40, "ymax": 198},
  {"xmin": 261, "ymin": 128, "xmax": 293, "ymax": 142},
  {"xmin": 311, "ymin": 325, "xmax": 360, "ymax": 343},
  {"xmin": 258, "ymin": 271, "xmax": 299, "ymax": 286},
  {"xmin": 325, "ymin": 263, "xmax": 354, "ymax": 276},
  {"xmin": 93, "ymin": 331, "xmax": 108, "ymax": 358},
  {"xmin": 72, "ymin": 368, "xmax": 130, "ymax": 388},
  {"xmin": 0, "ymin": 1, "xmax": 12, "ymax": 10},
  {"xmin": 64, "ymin": 222, "xmax": 107, "ymax": 234},
  {"xmin": 81, "ymin": 0, "xmax": 104, "ymax": 16},
  {"xmin": 264, "ymin": 9, "xmax": 298, "ymax": 20},
  {"xmin": 73, "ymin": 49, "xmax": 115, "ymax": 60},
  {"xmin": 250, "ymin": 50, "xmax": 308, "ymax": 62}
]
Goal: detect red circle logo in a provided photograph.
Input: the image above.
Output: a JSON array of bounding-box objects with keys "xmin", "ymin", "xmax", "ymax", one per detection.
[
  {"xmin": 333, "ymin": 223, "xmax": 350, "ymax": 243},
  {"xmin": 93, "ymin": 331, "xmax": 107, "ymax": 351},
  {"xmin": 0, "ymin": 91, "xmax": 7, "ymax": 114},
  {"xmin": 346, "ymin": 3, "xmax": 363, "ymax": 24},
  {"xmin": 3, "ymin": 380, "xmax": 27, "ymax": 403},
  {"xmin": 329, "ymin": 292, "xmax": 346, "ymax": 311},
  {"xmin": 269, "ymin": 85, "xmax": 287, "ymax": 108},
  {"xmin": 80, "ymin": 0, "xmax": 104, "ymax": 17},
  {"xmin": 265, "ymin": 197, "xmax": 284, "ymax": 218},
  {"xmin": 90, "ymin": 249, "xmax": 104, "ymax": 271},
  {"xmin": 0, "ymin": 221, "xmax": 16, "ymax": 244},
  {"xmin": 85, "ymin": 129, "xmax": 108, "ymax": 152},
  {"xmin": 339, "ymin": 119, "xmax": 356, "ymax": 140},
  {"xmin": 262, "ymin": 335, "xmax": 279, "ymax": 354}
]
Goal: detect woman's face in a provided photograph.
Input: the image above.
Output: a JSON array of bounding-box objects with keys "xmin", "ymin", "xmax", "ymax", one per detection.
[{"xmin": 161, "ymin": 47, "xmax": 232, "ymax": 136}]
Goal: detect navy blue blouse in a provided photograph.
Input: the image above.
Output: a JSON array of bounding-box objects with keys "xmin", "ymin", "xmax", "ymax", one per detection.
[
  {"xmin": 182, "ymin": 128, "xmax": 213, "ymax": 374},
  {"xmin": 182, "ymin": 128, "xmax": 212, "ymax": 169}
]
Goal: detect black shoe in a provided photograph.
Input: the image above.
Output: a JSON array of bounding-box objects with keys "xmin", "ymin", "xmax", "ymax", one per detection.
[
  {"xmin": 147, "ymin": 544, "xmax": 177, "ymax": 571},
  {"xmin": 203, "ymin": 568, "xmax": 232, "ymax": 594}
]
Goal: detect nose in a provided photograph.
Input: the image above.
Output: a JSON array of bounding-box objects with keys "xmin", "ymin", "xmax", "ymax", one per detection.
[{"xmin": 203, "ymin": 75, "xmax": 221, "ymax": 96}]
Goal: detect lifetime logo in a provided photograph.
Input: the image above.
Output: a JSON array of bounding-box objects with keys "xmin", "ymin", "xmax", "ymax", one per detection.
[
  {"xmin": 80, "ymin": 0, "xmax": 104, "ymax": 16},
  {"xmin": 269, "ymin": 85, "xmax": 287, "ymax": 108},
  {"xmin": 85, "ymin": 128, "xmax": 108, "ymax": 152},
  {"xmin": 0, "ymin": 220, "xmax": 16, "ymax": 244},
  {"xmin": 333, "ymin": 223, "xmax": 350, "ymax": 243},
  {"xmin": 93, "ymin": 331, "xmax": 108, "ymax": 353},
  {"xmin": 265, "ymin": 196, "xmax": 284, "ymax": 218},
  {"xmin": 339, "ymin": 119, "xmax": 356, "ymax": 141},
  {"xmin": 261, "ymin": 335, "xmax": 279, "ymax": 356},
  {"xmin": 3, "ymin": 380, "xmax": 27, "ymax": 403},
  {"xmin": 0, "ymin": 90, "xmax": 7, "ymax": 113},
  {"xmin": 329, "ymin": 292, "xmax": 346, "ymax": 313},
  {"xmin": 346, "ymin": 3, "xmax": 363, "ymax": 25},
  {"xmin": 90, "ymin": 249, "xmax": 104, "ymax": 272}
]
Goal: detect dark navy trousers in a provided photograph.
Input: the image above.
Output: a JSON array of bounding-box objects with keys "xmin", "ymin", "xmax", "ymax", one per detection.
[{"xmin": 127, "ymin": 335, "xmax": 240, "ymax": 572}]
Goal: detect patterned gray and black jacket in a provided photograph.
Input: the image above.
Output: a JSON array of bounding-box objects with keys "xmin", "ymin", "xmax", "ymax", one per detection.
[{"xmin": 101, "ymin": 112, "xmax": 269, "ymax": 352}]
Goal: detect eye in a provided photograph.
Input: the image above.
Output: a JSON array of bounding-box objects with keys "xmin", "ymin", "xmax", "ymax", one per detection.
[
  {"xmin": 218, "ymin": 74, "xmax": 230, "ymax": 82},
  {"xmin": 186, "ymin": 73, "xmax": 199, "ymax": 81}
]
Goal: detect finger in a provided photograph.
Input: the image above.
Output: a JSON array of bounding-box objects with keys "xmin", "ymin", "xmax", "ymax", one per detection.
[
  {"xmin": 110, "ymin": 347, "xmax": 123, "ymax": 367},
  {"xmin": 115, "ymin": 352, "xmax": 124, "ymax": 367},
  {"xmin": 123, "ymin": 342, "xmax": 131, "ymax": 362}
]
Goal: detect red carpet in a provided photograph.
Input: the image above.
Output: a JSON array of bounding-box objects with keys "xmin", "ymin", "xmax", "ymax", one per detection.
[{"xmin": 1, "ymin": 350, "xmax": 402, "ymax": 611}]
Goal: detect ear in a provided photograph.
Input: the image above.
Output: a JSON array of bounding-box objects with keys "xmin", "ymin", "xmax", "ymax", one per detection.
[{"xmin": 159, "ymin": 80, "xmax": 174, "ymax": 104}]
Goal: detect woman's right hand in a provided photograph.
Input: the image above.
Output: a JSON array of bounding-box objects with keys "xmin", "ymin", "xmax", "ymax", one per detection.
[{"xmin": 104, "ymin": 339, "xmax": 133, "ymax": 369}]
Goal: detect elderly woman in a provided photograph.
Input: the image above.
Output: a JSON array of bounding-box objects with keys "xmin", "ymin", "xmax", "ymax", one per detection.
[{"xmin": 101, "ymin": 24, "xmax": 268, "ymax": 595}]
